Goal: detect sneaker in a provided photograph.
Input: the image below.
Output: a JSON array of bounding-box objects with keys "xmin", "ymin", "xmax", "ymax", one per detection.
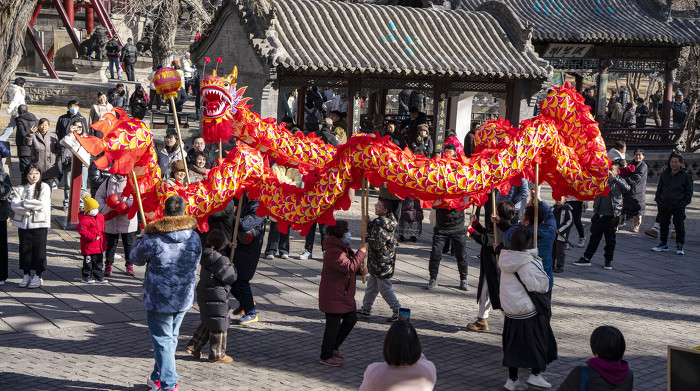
[
  {"xmin": 426, "ymin": 278, "xmax": 438, "ymax": 290},
  {"xmin": 553, "ymin": 266, "xmax": 564, "ymax": 273},
  {"xmin": 573, "ymin": 257, "xmax": 591, "ymax": 267},
  {"xmin": 644, "ymin": 227, "xmax": 659, "ymax": 238},
  {"xmin": 526, "ymin": 373, "xmax": 551, "ymax": 388},
  {"xmin": 603, "ymin": 261, "xmax": 613, "ymax": 270},
  {"xmin": 0, "ymin": 280, "xmax": 5, "ymax": 286},
  {"xmin": 265, "ymin": 254, "xmax": 274, "ymax": 260},
  {"xmin": 356, "ymin": 307, "xmax": 371, "ymax": 318},
  {"xmin": 459, "ymin": 280, "xmax": 470, "ymax": 291},
  {"xmin": 387, "ymin": 310, "xmax": 399, "ymax": 322},
  {"xmin": 81, "ymin": 277, "xmax": 95, "ymax": 284},
  {"xmin": 677, "ymin": 245, "xmax": 685, "ymax": 255},
  {"xmin": 114, "ymin": 254, "xmax": 123, "ymax": 260},
  {"xmin": 319, "ymin": 357, "xmax": 342, "ymax": 367},
  {"xmin": 209, "ymin": 355, "xmax": 233, "ymax": 363},
  {"xmin": 104, "ymin": 265, "xmax": 112, "ymax": 277},
  {"xmin": 281, "ymin": 253, "xmax": 289, "ymax": 259},
  {"xmin": 232, "ymin": 305, "xmax": 245, "ymax": 316},
  {"xmin": 652, "ymin": 244, "xmax": 669, "ymax": 252},
  {"xmin": 332, "ymin": 350, "xmax": 344, "ymax": 360},
  {"xmin": 504, "ymin": 378, "xmax": 528, "ymax": 390},
  {"xmin": 298, "ymin": 250, "xmax": 311, "ymax": 260},
  {"xmin": 466, "ymin": 317, "xmax": 489, "ymax": 331},
  {"xmin": 186, "ymin": 347, "xmax": 201, "ymax": 359},
  {"xmin": 576, "ymin": 237, "xmax": 586, "ymax": 248},
  {"xmin": 565, "ymin": 243, "xmax": 571, "ymax": 250},
  {"xmin": 146, "ymin": 376, "xmax": 161, "ymax": 391},
  {"xmin": 125, "ymin": 265, "xmax": 135, "ymax": 276},
  {"xmin": 234, "ymin": 313, "xmax": 258, "ymax": 325},
  {"xmin": 95, "ymin": 279, "xmax": 108, "ymax": 284},
  {"xmin": 18, "ymin": 274, "xmax": 32, "ymax": 288},
  {"xmin": 28, "ymin": 275, "xmax": 43, "ymax": 289}
]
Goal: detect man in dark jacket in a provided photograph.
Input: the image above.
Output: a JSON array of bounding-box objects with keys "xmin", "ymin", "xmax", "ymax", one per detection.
[
  {"xmin": 383, "ymin": 120, "xmax": 406, "ymax": 150},
  {"xmin": 120, "ymin": 38, "xmax": 138, "ymax": 81},
  {"xmin": 575, "ymin": 160, "xmax": 630, "ymax": 269},
  {"xmin": 317, "ymin": 118, "xmax": 339, "ymax": 146},
  {"xmin": 671, "ymin": 92, "xmax": 687, "ymax": 128},
  {"xmin": 583, "ymin": 88, "xmax": 597, "ymax": 114},
  {"xmin": 398, "ymin": 89, "xmax": 412, "ymax": 116},
  {"xmin": 108, "ymin": 84, "xmax": 128, "ymax": 109},
  {"xmin": 130, "ymin": 195, "xmax": 201, "ymax": 391},
  {"xmin": 105, "ymin": 37, "xmax": 122, "ymax": 79},
  {"xmin": 427, "ymin": 203, "xmax": 469, "ymax": 291},
  {"xmin": 400, "ymin": 107, "xmax": 428, "ymax": 144},
  {"xmin": 634, "ymin": 98, "xmax": 649, "ymax": 128},
  {"xmin": 230, "ymin": 194, "xmax": 266, "ymax": 325},
  {"xmin": 15, "ymin": 105, "xmax": 38, "ymax": 173},
  {"xmin": 652, "ymin": 152, "xmax": 693, "ymax": 255}
]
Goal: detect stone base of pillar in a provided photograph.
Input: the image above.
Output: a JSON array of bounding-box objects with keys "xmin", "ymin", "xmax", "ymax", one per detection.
[{"xmin": 71, "ymin": 59, "xmax": 109, "ymax": 83}]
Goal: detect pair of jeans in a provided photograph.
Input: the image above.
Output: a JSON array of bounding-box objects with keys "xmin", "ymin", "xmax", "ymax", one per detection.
[
  {"xmin": 584, "ymin": 214, "xmax": 617, "ymax": 262},
  {"xmin": 0, "ymin": 116, "xmax": 15, "ymax": 142},
  {"xmin": 566, "ymin": 201, "xmax": 585, "ymax": 239},
  {"xmin": 428, "ymin": 228, "xmax": 468, "ymax": 281},
  {"xmin": 146, "ymin": 310, "xmax": 186, "ymax": 391},
  {"xmin": 658, "ymin": 205, "xmax": 685, "ymax": 245},
  {"xmin": 108, "ymin": 58, "xmax": 121, "ymax": 79},
  {"xmin": 304, "ymin": 222, "xmax": 327, "ymax": 253},
  {"xmin": 105, "ymin": 233, "xmax": 135, "ymax": 266},
  {"xmin": 231, "ymin": 280, "xmax": 256, "ymax": 315},
  {"xmin": 264, "ymin": 221, "xmax": 289, "ymax": 256},
  {"xmin": 320, "ymin": 311, "xmax": 357, "ymax": 360},
  {"xmin": 362, "ymin": 275, "xmax": 400, "ymax": 312}
]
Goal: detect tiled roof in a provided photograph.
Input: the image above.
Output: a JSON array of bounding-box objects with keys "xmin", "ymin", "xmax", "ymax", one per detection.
[
  {"xmin": 195, "ymin": 0, "xmax": 552, "ymax": 79},
  {"xmin": 458, "ymin": 0, "xmax": 700, "ymax": 46}
]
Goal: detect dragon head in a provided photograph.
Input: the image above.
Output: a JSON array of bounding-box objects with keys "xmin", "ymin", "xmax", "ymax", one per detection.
[{"xmin": 200, "ymin": 67, "xmax": 250, "ymax": 144}]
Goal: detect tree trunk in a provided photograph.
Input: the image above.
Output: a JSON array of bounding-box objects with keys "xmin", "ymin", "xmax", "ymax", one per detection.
[
  {"xmin": 0, "ymin": 0, "xmax": 39, "ymax": 109},
  {"xmin": 151, "ymin": 0, "xmax": 179, "ymax": 68}
]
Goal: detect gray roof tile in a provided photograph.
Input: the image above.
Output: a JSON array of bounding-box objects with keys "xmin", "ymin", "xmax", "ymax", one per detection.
[{"xmin": 459, "ymin": 0, "xmax": 700, "ymax": 46}]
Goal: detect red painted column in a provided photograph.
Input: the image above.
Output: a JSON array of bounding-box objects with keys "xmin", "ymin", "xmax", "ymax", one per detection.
[
  {"xmin": 661, "ymin": 64, "xmax": 674, "ymax": 128},
  {"xmin": 66, "ymin": 158, "xmax": 82, "ymax": 228},
  {"xmin": 65, "ymin": 0, "xmax": 75, "ymax": 26},
  {"xmin": 86, "ymin": 6, "xmax": 94, "ymax": 33}
]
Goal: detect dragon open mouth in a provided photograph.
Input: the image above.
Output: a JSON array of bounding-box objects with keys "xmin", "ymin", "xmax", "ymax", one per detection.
[{"xmin": 201, "ymin": 85, "xmax": 233, "ymax": 119}]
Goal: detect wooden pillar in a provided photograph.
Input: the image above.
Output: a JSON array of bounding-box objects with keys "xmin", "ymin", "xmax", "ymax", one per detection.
[
  {"xmin": 596, "ymin": 69, "xmax": 609, "ymax": 121},
  {"xmin": 433, "ymin": 81, "xmax": 448, "ymax": 155},
  {"xmin": 505, "ymin": 80, "xmax": 524, "ymax": 126},
  {"xmin": 86, "ymin": 6, "xmax": 95, "ymax": 33},
  {"xmin": 368, "ymin": 92, "xmax": 377, "ymax": 116},
  {"xmin": 379, "ymin": 89, "xmax": 388, "ymax": 118},
  {"xmin": 296, "ymin": 86, "xmax": 306, "ymax": 130},
  {"xmin": 575, "ymin": 74, "xmax": 584, "ymax": 93},
  {"xmin": 65, "ymin": 0, "xmax": 75, "ymax": 26},
  {"xmin": 661, "ymin": 64, "xmax": 675, "ymax": 128}
]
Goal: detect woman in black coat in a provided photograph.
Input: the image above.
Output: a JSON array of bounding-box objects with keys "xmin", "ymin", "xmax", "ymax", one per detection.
[
  {"xmin": 129, "ymin": 86, "xmax": 149, "ymax": 120},
  {"xmin": 621, "ymin": 149, "xmax": 648, "ymax": 233},
  {"xmin": 186, "ymin": 230, "xmax": 237, "ymax": 363}
]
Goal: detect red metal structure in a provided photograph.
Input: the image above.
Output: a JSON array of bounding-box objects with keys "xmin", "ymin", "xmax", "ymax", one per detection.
[{"xmin": 25, "ymin": 0, "xmax": 123, "ymax": 80}]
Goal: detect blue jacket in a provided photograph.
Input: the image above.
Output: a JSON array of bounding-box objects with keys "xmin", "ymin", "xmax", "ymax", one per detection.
[
  {"xmin": 131, "ymin": 215, "xmax": 202, "ymax": 313},
  {"xmin": 503, "ymin": 201, "xmax": 557, "ymax": 292}
]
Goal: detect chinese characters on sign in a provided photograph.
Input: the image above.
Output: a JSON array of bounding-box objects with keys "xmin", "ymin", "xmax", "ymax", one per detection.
[
  {"xmin": 352, "ymin": 90, "xmax": 361, "ymax": 134},
  {"xmin": 542, "ymin": 43, "xmax": 593, "ymax": 58},
  {"xmin": 434, "ymin": 92, "xmax": 447, "ymax": 154}
]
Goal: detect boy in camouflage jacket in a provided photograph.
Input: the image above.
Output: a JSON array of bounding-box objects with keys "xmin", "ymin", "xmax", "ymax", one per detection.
[{"xmin": 357, "ymin": 199, "xmax": 402, "ymax": 322}]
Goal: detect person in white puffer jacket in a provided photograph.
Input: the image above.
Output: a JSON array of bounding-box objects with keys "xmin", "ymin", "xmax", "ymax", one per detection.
[
  {"xmin": 1, "ymin": 78, "xmax": 27, "ymax": 142},
  {"xmin": 498, "ymin": 226, "xmax": 557, "ymax": 391}
]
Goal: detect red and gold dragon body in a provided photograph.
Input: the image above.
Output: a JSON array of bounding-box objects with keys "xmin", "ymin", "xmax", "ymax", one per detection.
[{"xmin": 78, "ymin": 69, "xmax": 610, "ymax": 234}]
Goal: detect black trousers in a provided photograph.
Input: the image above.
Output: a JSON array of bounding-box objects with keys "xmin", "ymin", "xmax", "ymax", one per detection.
[
  {"xmin": 553, "ymin": 240, "xmax": 566, "ymax": 268},
  {"xmin": 82, "ymin": 253, "xmax": 104, "ymax": 280},
  {"xmin": 304, "ymin": 222, "xmax": 327, "ymax": 253},
  {"xmin": 428, "ymin": 227, "xmax": 468, "ymax": 280},
  {"xmin": 0, "ymin": 222, "xmax": 7, "ymax": 281},
  {"xmin": 320, "ymin": 311, "xmax": 357, "ymax": 360},
  {"xmin": 124, "ymin": 63, "xmax": 135, "ymax": 81},
  {"xmin": 566, "ymin": 201, "xmax": 585, "ymax": 238},
  {"xmin": 232, "ymin": 279, "xmax": 256, "ymax": 315},
  {"xmin": 658, "ymin": 205, "xmax": 685, "ymax": 245},
  {"xmin": 264, "ymin": 221, "xmax": 289, "ymax": 256},
  {"xmin": 105, "ymin": 232, "xmax": 135, "ymax": 266},
  {"xmin": 583, "ymin": 215, "xmax": 617, "ymax": 262},
  {"xmin": 18, "ymin": 228, "xmax": 48, "ymax": 274},
  {"xmin": 19, "ymin": 155, "xmax": 32, "ymax": 175}
]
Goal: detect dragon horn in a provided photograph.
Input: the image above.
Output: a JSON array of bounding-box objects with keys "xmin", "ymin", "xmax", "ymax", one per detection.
[{"xmin": 228, "ymin": 66, "xmax": 238, "ymax": 84}]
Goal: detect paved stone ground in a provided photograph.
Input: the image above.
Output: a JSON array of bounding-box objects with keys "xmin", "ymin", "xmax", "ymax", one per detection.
[{"xmin": 1, "ymin": 171, "xmax": 699, "ymax": 390}]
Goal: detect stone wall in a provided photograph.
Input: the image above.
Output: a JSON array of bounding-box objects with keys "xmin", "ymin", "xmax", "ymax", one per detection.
[{"xmin": 2, "ymin": 79, "xmax": 143, "ymax": 107}]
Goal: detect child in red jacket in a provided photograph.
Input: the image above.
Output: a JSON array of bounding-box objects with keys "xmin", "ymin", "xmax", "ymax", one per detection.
[{"xmin": 78, "ymin": 197, "xmax": 109, "ymax": 283}]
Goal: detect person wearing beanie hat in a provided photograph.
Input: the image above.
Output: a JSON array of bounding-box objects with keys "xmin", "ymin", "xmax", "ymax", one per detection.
[{"xmin": 78, "ymin": 196, "xmax": 108, "ymax": 283}]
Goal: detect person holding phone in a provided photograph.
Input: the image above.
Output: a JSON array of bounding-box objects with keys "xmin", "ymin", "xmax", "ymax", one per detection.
[
  {"xmin": 359, "ymin": 321, "xmax": 437, "ymax": 391},
  {"xmin": 318, "ymin": 220, "xmax": 367, "ymax": 367}
]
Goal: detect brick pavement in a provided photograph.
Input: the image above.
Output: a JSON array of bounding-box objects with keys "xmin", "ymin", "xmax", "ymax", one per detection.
[{"xmin": 1, "ymin": 178, "xmax": 699, "ymax": 391}]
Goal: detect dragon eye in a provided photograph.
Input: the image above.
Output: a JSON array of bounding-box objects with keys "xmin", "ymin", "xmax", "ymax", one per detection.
[{"xmin": 224, "ymin": 82, "xmax": 230, "ymax": 87}]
